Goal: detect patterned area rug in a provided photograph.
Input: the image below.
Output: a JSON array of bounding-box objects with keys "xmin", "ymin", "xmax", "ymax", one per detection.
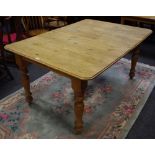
[{"xmin": 0, "ymin": 58, "xmax": 155, "ymax": 139}]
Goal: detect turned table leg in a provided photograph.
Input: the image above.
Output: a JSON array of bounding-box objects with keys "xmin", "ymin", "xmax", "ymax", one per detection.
[
  {"xmin": 129, "ymin": 47, "xmax": 140, "ymax": 79},
  {"xmin": 15, "ymin": 55, "xmax": 33, "ymax": 104},
  {"xmin": 71, "ymin": 78, "xmax": 88, "ymax": 134}
]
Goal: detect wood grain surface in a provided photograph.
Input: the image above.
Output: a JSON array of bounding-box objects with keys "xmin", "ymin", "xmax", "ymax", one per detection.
[{"xmin": 5, "ymin": 19, "xmax": 152, "ymax": 80}]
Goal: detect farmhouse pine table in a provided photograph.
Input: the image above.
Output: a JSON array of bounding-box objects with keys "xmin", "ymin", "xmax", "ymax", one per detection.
[{"xmin": 5, "ymin": 19, "xmax": 152, "ymax": 134}]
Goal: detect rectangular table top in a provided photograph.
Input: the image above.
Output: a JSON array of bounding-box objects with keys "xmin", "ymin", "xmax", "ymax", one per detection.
[{"xmin": 5, "ymin": 19, "xmax": 152, "ymax": 80}]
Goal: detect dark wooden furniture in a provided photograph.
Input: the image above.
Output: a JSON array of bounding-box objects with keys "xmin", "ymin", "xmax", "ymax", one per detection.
[
  {"xmin": 21, "ymin": 16, "xmax": 49, "ymax": 37},
  {"xmin": 45, "ymin": 16, "xmax": 68, "ymax": 30},
  {"xmin": 121, "ymin": 16, "xmax": 155, "ymax": 29}
]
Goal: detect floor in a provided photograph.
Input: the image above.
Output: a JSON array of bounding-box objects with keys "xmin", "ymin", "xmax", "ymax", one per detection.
[{"xmin": 0, "ymin": 30, "xmax": 155, "ymax": 139}]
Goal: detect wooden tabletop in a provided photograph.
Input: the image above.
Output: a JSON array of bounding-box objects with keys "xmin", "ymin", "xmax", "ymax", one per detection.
[{"xmin": 5, "ymin": 19, "xmax": 152, "ymax": 80}]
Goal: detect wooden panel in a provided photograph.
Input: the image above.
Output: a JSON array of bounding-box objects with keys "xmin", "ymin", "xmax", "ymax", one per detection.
[
  {"xmin": 121, "ymin": 16, "xmax": 155, "ymax": 25},
  {"xmin": 5, "ymin": 19, "xmax": 152, "ymax": 80},
  {"xmin": 135, "ymin": 16, "xmax": 155, "ymax": 21}
]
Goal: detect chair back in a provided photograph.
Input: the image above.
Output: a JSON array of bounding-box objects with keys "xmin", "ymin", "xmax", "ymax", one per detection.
[{"xmin": 22, "ymin": 16, "xmax": 46, "ymax": 32}]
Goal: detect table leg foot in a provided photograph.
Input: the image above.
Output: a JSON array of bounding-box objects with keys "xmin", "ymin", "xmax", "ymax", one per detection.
[
  {"xmin": 15, "ymin": 55, "xmax": 33, "ymax": 104},
  {"xmin": 129, "ymin": 47, "xmax": 140, "ymax": 79},
  {"xmin": 71, "ymin": 78, "xmax": 87, "ymax": 134}
]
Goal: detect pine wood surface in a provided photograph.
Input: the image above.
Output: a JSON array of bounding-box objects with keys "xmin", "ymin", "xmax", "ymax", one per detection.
[{"xmin": 5, "ymin": 19, "xmax": 152, "ymax": 80}]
